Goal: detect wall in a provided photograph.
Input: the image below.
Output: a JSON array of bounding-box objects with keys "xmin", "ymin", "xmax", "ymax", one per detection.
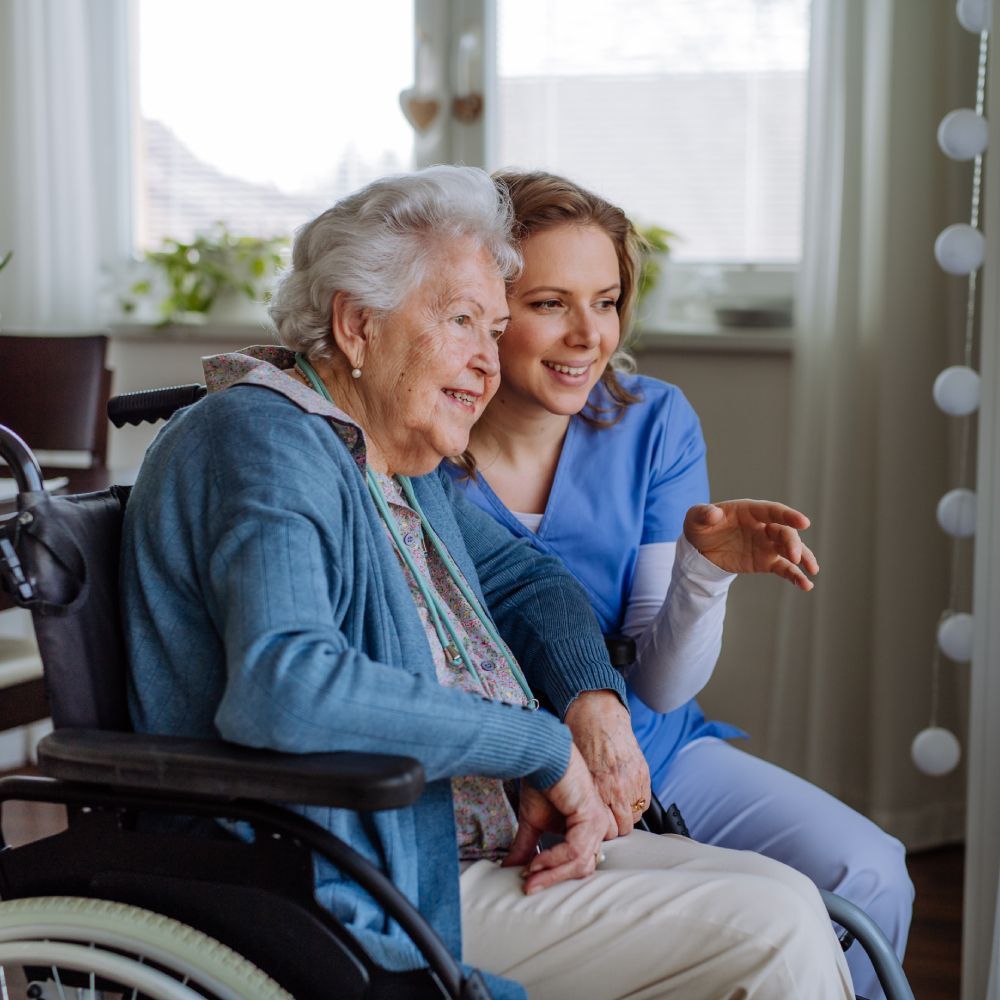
[
  {"xmin": 634, "ymin": 336, "xmax": 793, "ymax": 751},
  {"xmin": 106, "ymin": 328, "xmax": 269, "ymax": 477}
]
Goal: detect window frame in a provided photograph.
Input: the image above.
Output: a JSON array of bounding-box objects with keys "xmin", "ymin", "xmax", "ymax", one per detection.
[
  {"xmin": 417, "ymin": 0, "xmax": 804, "ymax": 334},
  {"xmin": 120, "ymin": 0, "xmax": 801, "ymax": 336}
]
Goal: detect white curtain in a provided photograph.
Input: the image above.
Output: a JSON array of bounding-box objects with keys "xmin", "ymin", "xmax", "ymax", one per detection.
[
  {"xmin": 765, "ymin": 0, "xmax": 975, "ymax": 849},
  {"xmin": 0, "ymin": 0, "xmax": 132, "ymax": 332}
]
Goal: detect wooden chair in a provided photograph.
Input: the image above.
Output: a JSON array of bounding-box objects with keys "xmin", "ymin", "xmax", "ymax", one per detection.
[{"xmin": 0, "ymin": 333, "xmax": 112, "ymax": 475}]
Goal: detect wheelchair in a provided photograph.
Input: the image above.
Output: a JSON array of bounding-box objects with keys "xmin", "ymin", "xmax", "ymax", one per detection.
[{"xmin": 0, "ymin": 385, "xmax": 915, "ymax": 1000}]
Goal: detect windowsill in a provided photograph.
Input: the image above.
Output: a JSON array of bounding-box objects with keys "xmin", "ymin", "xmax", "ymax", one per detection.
[
  {"xmin": 108, "ymin": 321, "xmax": 279, "ymax": 344},
  {"xmin": 635, "ymin": 322, "xmax": 794, "ymax": 355},
  {"xmin": 109, "ymin": 320, "xmax": 794, "ymax": 355}
]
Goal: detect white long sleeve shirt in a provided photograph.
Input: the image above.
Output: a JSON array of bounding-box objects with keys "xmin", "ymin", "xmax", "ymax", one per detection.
[{"xmin": 515, "ymin": 510, "xmax": 735, "ymax": 713}]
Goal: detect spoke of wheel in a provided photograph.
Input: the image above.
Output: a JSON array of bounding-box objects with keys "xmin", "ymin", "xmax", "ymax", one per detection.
[
  {"xmin": 52, "ymin": 962, "xmax": 67, "ymax": 1000},
  {"xmin": 0, "ymin": 963, "xmax": 9, "ymax": 1000}
]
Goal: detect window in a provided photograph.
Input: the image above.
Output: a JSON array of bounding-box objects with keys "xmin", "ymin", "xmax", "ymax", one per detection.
[
  {"xmin": 135, "ymin": 0, "xmax": 414, "ymax": 249},
  {"xmin": 494, "ymin": 0, "xmax": 810, "ymax": 264},
  {"xmin": 131, "ymin": 0, "xmax": 809, "ymax": 326}
]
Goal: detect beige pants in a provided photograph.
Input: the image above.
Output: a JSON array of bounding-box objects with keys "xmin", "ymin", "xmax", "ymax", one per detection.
[{"xmin": 461, "ymin": 830, "xmax": 855, "ymax": 1000}]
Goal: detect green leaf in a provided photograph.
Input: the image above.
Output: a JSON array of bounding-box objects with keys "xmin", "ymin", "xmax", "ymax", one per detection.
[{"xmin": 131, "ymin": 224, "xmax": 288, "ymax": 321}]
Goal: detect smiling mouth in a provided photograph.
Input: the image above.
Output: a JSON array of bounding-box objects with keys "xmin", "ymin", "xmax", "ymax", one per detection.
[
  {"xmin": 543, "ymin": 361, "xmax": 590, "ymax": 377},
  {"xmin": 443, "ymin": 388, "xmax": 478, "ymax": 407}
]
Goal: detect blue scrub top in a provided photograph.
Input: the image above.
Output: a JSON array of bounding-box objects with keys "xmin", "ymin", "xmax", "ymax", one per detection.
[{"xmin": 443, "ymin": 373, "xmax": 744, "ymax": 787}]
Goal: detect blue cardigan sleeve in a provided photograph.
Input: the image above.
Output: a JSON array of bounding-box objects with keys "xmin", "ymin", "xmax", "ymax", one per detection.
[
  {"xmin": 127, "ymin": 392, "xmax": 572, "ymax": 789},
  {"xmin": 437, "ymin": 469, "xmax": 628, "ymax": 718}
]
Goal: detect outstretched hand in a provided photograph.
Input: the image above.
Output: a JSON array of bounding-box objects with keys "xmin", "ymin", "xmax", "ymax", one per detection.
[{"xmin": 683, "ymin": 499, "xmax": 819, "ymax": 590}]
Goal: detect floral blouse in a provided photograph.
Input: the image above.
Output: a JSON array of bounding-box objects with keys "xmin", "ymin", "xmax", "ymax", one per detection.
[{"xmin": 371, "ymin": 472, "xmax": 528, "ymax": 861}]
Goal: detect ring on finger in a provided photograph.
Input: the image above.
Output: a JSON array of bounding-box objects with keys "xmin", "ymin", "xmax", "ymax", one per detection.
[
  {"xmin": 594, "ymin": 850, "xmax": 606, "ymax": 866},
  {"xmin": 631, "ymin": 798, "xmax": 647, "ymax": 813}
]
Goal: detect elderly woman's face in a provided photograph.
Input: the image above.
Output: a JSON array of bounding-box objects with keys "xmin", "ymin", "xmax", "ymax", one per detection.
[{"xmin": 361, "ymin": 239, "xmax": 508, "ymax": 475}]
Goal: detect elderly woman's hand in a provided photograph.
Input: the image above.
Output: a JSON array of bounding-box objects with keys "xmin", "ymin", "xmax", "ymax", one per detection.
[
  {"xmin": 564, "ymin": 690, "xmax": 651, "ymax": 838},
  {"xmin": 502, "ymin": 745, "xmax": 611, "ymax": 894},
  {"xmin": 683, "ymin": 500, "xmax": 819, "ymax": 591}
]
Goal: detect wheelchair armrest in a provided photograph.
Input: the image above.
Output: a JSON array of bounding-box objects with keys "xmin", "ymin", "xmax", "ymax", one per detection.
[{"xmin": 36, "ymin": 729, "xmax": 425, "ymax": 811}]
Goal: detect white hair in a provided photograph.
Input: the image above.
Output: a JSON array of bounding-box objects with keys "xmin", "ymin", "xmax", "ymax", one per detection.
[{"xmin": 269, "ymin": 165, "xmax": 521, "ymax": 361}]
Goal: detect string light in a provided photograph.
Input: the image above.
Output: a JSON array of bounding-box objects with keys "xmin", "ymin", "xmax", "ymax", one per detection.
[
  {"xmin": 914, "ymin": 13, "xmax": 988, "ymax": 776},
  {"xmin": 932, "ymin": 365, "xmax": 981, "ymax": 416}
]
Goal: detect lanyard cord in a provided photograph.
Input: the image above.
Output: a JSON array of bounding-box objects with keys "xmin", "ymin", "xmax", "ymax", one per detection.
[
  {"xmin": 295, "ymin": 354, "xmax": 329, "ymax": 397},
  {"xmin": 365, "ymin": 469, "xmax": 465, "ymax": 669},
  {"xmin": 398, "ymin": 476, "xmax": 538, "ymax": 709},
  {"xmin": 293, "ymin": 354, "xmax": 537, "ymax": 708}
]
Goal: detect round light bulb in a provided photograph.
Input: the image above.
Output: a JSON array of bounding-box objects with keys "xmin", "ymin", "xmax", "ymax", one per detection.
[
  {"xmin": 933, "ymin": 365, "xmax": 981, "ymax": 416},
  {"xmin": 937, "ymin": 109, "xmax": 989, "ymax": 160},
  {"xmin": 937, "ymin": 612, "xmax": 974, "ymax": 661},
  {"xmin": 934, "ymin": 224, "xmax": 986, "ymax": 275},
  {"xmin": 956, "ymin": 0, "xmax": 991, "ymax": 33},
  {"xmin": 936, "ymin": 488, "xmax": 977, "ymax": 538},
  {"xmin": 912, "ymin": 727, "xmax": 961, "ymax": 776}
]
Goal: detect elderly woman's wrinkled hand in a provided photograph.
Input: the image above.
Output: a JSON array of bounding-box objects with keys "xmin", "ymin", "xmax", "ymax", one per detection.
[
  {"xmin": 683, "ymin": 500, "xmax": 819, "ymax": 591},
  {"xmin": 564, "ymin": 690, "xmax": 651, "ymax": 838},
  {"xmin": 502, "ymin": 745, "xmax": 611, "ymax": 895}
]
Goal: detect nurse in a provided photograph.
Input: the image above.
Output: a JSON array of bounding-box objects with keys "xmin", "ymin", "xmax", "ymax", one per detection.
[{"xmin": 443, "ymin": 169, "xmax": 914, "ymax": 1000}]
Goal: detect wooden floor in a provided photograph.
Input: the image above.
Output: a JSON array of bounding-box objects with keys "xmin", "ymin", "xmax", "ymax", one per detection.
[
  {"xmin": 903, "ymin": 844, "xmax": 964, "ymax": 1000},
  {"xmin": 0, "ymin": 787, "xmax": 964, "ymax": 998}
]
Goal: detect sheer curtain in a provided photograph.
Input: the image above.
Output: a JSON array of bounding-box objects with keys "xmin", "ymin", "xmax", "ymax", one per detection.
[
  {"xmin": 765, "ymin": 0, "xmax": 975, "ymax": 848},
  {"xmin": 0, "ymin": 0, "xmax": 131, "ymax": 332}
]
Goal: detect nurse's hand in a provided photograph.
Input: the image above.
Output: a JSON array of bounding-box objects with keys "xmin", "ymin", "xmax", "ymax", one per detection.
[
  {"xmin": 684, "ymin": 499, "xmax": 819, "ymax": 591},
  {"xmin": 502, "ymin": 744, "xmax": 610, "ymax": 894},
  {"xmin": 564, "ymin": 689, "xmax": 651, "ymax": 838}
]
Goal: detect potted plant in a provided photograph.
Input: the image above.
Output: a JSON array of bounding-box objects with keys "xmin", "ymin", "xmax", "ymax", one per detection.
[
  {"xmin": 122, "ymin": 224, "xmax": 288, "ymax": 327},
  {"xmin": 634, "ymin": 224, "xmax": 676, "ymax": 329}
]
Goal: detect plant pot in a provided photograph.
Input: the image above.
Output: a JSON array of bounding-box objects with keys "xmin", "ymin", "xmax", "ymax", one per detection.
[{"xmin": 209, "ymin": 291, "xmax": 271, "ymax": 326}]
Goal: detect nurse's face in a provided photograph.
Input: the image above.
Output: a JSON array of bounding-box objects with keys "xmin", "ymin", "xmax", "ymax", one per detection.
[{"xmin": 495, "ymin": 224, "xmax": 621, "ymax": 417}]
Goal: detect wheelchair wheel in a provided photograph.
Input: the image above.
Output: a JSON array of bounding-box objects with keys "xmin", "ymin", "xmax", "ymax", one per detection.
[{"xmin": 0, "ymin": 896, "xmax": 292, "ymax": 1000}]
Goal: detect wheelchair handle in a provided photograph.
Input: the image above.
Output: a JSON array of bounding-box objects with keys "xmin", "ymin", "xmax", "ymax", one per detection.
[
  {"xmin": 0, "ymin": 423, "xmax": 44, "ymax": 493},
  {"xmin": 108, "ymin": 384, "xmax": 207, "ymax": 428}
]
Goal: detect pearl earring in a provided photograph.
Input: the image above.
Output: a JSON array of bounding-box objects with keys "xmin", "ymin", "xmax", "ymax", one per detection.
[{"xmin": 351, "ymin": 367, "xmax": 362, "ymax": 379}]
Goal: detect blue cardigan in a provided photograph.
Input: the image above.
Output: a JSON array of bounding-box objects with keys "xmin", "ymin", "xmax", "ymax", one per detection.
[{"xmin": 121, "ymin": 377, "xmax": 626, "ymax": 996}]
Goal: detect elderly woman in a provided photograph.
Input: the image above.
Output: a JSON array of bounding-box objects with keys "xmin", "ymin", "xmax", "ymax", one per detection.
[{"xmin": 121, "ymin": 166, "xmax": 854, "ymax": 999}]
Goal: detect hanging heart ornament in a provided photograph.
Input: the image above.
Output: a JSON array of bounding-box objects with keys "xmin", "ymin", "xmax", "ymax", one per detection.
[
  {"xmin": 452, "ymin": 93, "xmax": 483, "ymax": 124},
  {"xmin": 399, "ymin": 89, "xmax": 441, "ymax": 133}
]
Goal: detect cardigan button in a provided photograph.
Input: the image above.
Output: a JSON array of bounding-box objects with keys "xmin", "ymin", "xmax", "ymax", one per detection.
[
  {"xmin": 480, "ymin": 659, "xmax": 495, "ymax": 672},
  {"xmin": 403, "ymin": 532, "xmax": 417, "ymax": 546}
]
